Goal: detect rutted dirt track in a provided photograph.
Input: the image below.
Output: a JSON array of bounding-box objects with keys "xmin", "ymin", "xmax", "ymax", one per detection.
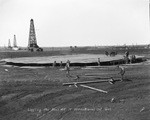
[{"xmin": 0, "ymin": 61, "xmax": 150, "ymax": 120}]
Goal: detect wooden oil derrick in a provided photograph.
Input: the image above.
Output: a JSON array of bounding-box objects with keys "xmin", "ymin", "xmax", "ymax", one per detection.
[
  {"xmin": 8, "ymin": 39, "xmax": 12, "ymax": 48},
  {"xmin": 28, "ymin": 19, "xmax": 43, "ymax": 52},
  {"xmin": 13, "ymin": 35, "xmax": 17, "ymax": 47}
]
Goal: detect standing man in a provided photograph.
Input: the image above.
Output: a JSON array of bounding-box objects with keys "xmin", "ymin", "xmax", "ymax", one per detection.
[
  {"xmin": 125, "ymin": 51, "xmax": 129, "ymax": 58},
  {"xmin": 129, "ymin": 55, "xmax": 133, "ymax": 64},
  {"xmin": 60, "ymin": 61, "xmax": 63, "ymax": 67},
  {"xmin": 53, "ymin": 61, "xmax": 56, "ymax": 67},
  {"xmin": 117, "ymin": 65, "xmax": 125, "ymax": 81},
  {"xmin": 97, "ymin": 58, "xmax": 101, "ymax": 66},
  {"xmin": 124, "ymin": 51, "xmax": 129, "ymax": 64},
  {"xmin": 65, "ymin": 60, "xmax": 70, "ymax": 77}
]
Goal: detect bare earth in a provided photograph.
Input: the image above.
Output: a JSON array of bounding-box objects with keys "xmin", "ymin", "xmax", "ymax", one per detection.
[{"xmin": 0, "ymin": 54, "xmax": 150, "ymax": 120}]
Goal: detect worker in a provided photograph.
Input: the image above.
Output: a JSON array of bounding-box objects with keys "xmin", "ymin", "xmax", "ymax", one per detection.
[
  {"xmin": 125, "ymin": 51, "xmax": 129, "ymax": 58},
  {"xmin": 65, "ymin": 60, "xmax": 70, "ymax": 77},
  {"xmin": 117, "ymin": 65, "xmax": 125, "ymax": 81},
  {"xmin": 129, "ymin": 55, "xmax": 133, "ymax": 64},
  {"xmin": 60, "ymin": 61, "xmax": 63, "ymax": 67},
  {"xmin": 97, "ymin": 58, "xmax": 101, "ymax": 66},
  {"xmin": 53, "ymin": 61, "xmax": 56, "ymax": 67}
]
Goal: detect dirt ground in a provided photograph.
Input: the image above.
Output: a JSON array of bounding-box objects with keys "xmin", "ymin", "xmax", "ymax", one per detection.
[{"xmin": 0, "ymin": 52, "xmax": 150, "ymax": 120}]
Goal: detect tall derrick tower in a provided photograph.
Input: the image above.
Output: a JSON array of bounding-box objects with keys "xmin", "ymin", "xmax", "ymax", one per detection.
[
  {"xmin": 13, "ymin": 35, "xmax": 17, "ymax": 47},
  {"xmin": 28, "ymin": 19, "xmax": 43, "ymax": 51},
  {"xmin": 8, "ymin": 39, "xmax": 12, "ymax": 48}
]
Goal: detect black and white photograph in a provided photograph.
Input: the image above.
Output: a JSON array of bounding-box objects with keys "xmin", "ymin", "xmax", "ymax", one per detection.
[{"xmin": 0, "ymin": 0, "xmax": 150, "ymax": 120}]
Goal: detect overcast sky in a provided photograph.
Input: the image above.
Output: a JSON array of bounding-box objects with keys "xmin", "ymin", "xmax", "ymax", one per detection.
[{"xmin": 0, "ymin": 0, "xmax": 149, "ymax": 47}]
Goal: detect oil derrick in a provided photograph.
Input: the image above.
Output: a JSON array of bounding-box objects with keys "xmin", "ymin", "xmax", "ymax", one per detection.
[
  {"xmin": 13, "ymin": 35, "xmax": 17, "ymax": 47},
  {"xmin": 12, "ymin": 35, "xmax": 19, "ymax": 50},
  {"xmin": 8, "ymin": 39, "xmax": 12, "ymax": 48},
  {"xmin": 28, "ymin": 19, "xmax": 43, "ymax": 52}
]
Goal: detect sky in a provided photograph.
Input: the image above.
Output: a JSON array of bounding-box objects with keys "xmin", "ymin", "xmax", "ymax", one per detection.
[{"xmin": 0, "ymin": 0, "xmax": 149, "ymax": 47}]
